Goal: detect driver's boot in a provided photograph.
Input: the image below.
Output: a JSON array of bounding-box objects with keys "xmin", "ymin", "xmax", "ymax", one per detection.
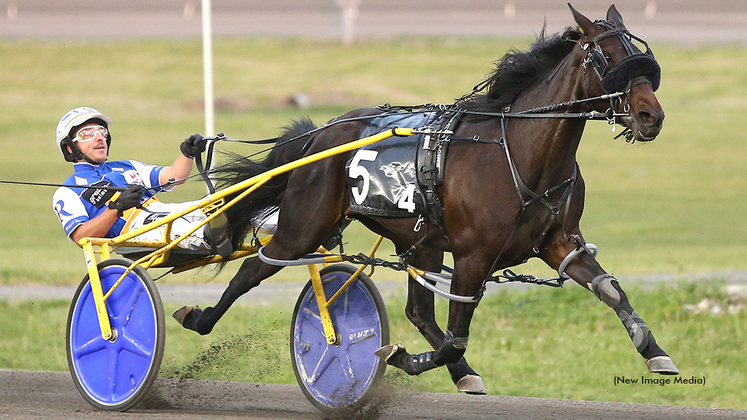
[{"xmin": 204, "ymin": 213, "xmax": 232, "ymax": 258}]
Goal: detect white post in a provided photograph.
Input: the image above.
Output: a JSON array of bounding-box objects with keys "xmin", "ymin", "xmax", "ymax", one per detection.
[
  {"xmin": 340, "ymin": 0, "xmax": 359, "ymax": 46},
  {"xmin": 201, "ymin": 0, "xmax": 215, "ymax": 137}
]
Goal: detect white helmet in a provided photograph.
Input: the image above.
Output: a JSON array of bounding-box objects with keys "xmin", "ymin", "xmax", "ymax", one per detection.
[{"xmin": 56, "ymin": 107, "xmax": 113, "ymax": 162}]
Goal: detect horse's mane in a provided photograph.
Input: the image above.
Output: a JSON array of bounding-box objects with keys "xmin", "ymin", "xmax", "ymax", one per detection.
[{"xmin": 458, "ymin": 27, "xmax": 581, "ymax": 117}]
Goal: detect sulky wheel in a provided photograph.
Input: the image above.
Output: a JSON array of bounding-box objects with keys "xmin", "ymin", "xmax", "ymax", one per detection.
[
  {"xmin": 66, "ymin": 258, "xmax": 165, "ymax": 411},
  {"xmin": 290, "ymin": 264, "xmax": 389, "ymax": 413}
]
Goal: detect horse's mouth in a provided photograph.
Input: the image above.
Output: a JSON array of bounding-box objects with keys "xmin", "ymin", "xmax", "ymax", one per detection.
[
  {"xmin": 636, "ymin": 130, "xmax": 657, "ymax": 142},
  {"xmin": 633, "ymin": 123, "xmax": 658, "ymax": 142},
  {"xmin": 620, "ymin": 116, "xmax": 660, "ymax": 142}
]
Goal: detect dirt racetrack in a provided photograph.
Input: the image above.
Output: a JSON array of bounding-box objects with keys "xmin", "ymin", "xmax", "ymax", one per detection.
[{"xmin": 2, "ymin": 369, "xmax": 747, "ymax": 420}]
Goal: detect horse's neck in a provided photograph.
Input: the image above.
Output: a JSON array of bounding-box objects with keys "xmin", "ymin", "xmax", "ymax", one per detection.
[{"xmin": 508, "ymin": 47, "xmax": 588, "ymax": 186}]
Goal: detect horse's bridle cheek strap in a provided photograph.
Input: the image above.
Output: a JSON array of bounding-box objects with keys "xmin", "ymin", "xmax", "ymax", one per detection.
[{"xmin": 578, "ymin": 43, "xmax": 607, "ymax": 104}]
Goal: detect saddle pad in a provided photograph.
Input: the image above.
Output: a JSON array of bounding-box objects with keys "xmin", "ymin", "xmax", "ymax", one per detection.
[{"xmin": 345, "ymin": 112, "xmax": 437, "ymax": 218}]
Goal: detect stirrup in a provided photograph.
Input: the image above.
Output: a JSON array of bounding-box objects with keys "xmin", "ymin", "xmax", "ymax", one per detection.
[{"xmin": 204, "ymin": 213, "xmax": 232, "ymax": 258}]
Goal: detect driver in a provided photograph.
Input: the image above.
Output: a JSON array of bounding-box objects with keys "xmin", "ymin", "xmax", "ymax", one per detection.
[{"xmin": 51, "ymin": 106, "xmax": 232, "ymax": 257}]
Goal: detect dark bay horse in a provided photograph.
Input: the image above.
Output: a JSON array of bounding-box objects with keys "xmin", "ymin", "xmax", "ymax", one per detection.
[{"xmin": 174, "ymin": 4, "xmax": 678, "ymax": 393}]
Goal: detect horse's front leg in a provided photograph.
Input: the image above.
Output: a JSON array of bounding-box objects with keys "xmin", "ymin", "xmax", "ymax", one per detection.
[
  {"xmin": 377, "ymin": 254, "xmax": 484, "ymax": 380},
  {"xmin": 541, "ymin": 235, "xmax": 679, "ymax": 375},
  {"xmin": 391, "ymin": 247, "xmax": 486, "ymax": 393}
]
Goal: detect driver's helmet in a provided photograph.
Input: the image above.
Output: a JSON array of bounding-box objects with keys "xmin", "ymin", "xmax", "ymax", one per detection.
[{"xmin": 56, "ymin": 107, "xmax": 113, "ymax": 162}]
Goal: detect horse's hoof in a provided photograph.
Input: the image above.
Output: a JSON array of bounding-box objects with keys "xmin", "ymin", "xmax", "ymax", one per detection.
[
  {"xmin": 375, "ymin": 343, "xmax": 406, "ymax": 363},
  {"xmin": 172, "ymin": 305, "xmax": 198, "ymax": 327},
  {"xmin": 647, "ymin": 356, "xmax": 679, "ymax": 375},
  {"xmin": 456, "ymin": 374, "xmax": 487, "ymax": 395}
]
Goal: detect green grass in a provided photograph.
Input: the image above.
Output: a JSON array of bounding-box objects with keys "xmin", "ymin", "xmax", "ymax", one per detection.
[
  {"xmin": 1, "ymin": 281, "xmax": 745, "ymax": 409},
  {"xmin": 1, "ymin": 37, "xmax": 746, "ymax": 284}
]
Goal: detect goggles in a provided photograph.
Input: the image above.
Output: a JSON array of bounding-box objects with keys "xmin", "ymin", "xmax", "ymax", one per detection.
[{"xmin": 74, "ymin": 125, "xmax": 108, "ymax": 143}]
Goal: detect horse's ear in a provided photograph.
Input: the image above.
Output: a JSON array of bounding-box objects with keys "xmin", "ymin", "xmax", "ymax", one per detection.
[
  {"xmin": 568, "ymin": 3, "xmax": 595, "ymax": 36},
  {"xmin": 606, "ymin": 4, "xmax": 625, "ymax": 27}
]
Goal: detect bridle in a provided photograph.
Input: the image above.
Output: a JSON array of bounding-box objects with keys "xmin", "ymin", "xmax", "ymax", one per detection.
[
  {"xmin": 575, "ymin": 21, "xmax": 661, "ymax": 135},
  {"xmin": 579, "ymin": 20, "xmax": 660, "ymax": 93}
]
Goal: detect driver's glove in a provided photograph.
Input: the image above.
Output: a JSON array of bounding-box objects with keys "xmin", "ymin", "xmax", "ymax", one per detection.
[
  {"xmin": 180, "ymin": 134, "xmax": 206, "ymax": 159},
  {"xmin": 108, "ymin": 184, "xmax": 146, "ymax": 216}
]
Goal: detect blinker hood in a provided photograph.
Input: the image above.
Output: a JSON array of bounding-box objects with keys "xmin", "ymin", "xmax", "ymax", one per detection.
[{"xmin": 602, "ymin": 52, "xmax": 661, "ymax": 93}]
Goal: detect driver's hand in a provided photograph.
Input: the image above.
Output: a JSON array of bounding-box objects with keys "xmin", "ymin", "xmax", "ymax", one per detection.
[
  {"xmin": 108, "ymin": 184, "xmax": 146, "ymax": 216},
  {"xmin": 180, "ymin": 133, "xmax": 206, "ymax": 159}
]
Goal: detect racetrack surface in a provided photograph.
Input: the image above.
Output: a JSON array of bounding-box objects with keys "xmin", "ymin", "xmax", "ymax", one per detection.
[
  {"xmin": 3, "ymin": 0, "xmax": 747, "ymax": 45},
  {"xmin": 2, "ymin": 369, "xmax": 746, "ymax": 420}
]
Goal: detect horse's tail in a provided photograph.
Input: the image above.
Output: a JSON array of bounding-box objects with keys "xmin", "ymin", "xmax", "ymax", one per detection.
[{"xmin": 212, "ymin": 116, "xmax": 317, "ymax": 245}]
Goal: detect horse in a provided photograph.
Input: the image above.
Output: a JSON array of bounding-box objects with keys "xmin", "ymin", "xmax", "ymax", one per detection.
[{"xmin": 173, "ymin": 4, "xmax": 679, "ymax": 394}]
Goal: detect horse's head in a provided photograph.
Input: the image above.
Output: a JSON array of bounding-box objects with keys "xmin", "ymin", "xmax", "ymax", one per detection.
[{"xmin": 570, "ymin": 4, "xmax": 664, "ymax": 142}]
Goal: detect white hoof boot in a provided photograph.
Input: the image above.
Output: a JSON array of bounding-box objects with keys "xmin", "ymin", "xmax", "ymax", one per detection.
[
  {"xmin": 456, "ymin": 374, "xmax": 487, "ymax": 395},
  {"xmin": 646, "ymin": 356, "xmax": 679, "ymax": 375}
]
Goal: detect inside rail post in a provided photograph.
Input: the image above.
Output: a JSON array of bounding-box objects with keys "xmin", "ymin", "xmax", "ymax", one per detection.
[{"xmin": 308, "ymin": 263, "xmax": 338, "ymax": 345}]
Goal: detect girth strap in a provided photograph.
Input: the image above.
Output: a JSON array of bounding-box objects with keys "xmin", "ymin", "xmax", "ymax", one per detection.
[{"xmin": 416, "ymin": 111, "xmax": 461, "ymax": 234}]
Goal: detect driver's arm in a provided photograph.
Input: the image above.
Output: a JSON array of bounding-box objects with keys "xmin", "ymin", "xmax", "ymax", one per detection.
[
  {"xmin": 159, "ymin": 154, "xmax": 194, "ymax": 187},
  {"xmin": 67, "ymin": 184, "xmax": 145, "ymax": 246},
  {"xmin": 159, "ymin": 134, "xmax": 206, "ymax": 186},
  {"xmin": 69, "ymin": 208, "xmax": 120, "ymax": 247}
]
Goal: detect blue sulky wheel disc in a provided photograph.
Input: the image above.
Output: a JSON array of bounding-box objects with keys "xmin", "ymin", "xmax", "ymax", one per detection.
[
  {"xmin": 66, "ymin": 258, "xmax": 165, "ymax": 412},
  {"xmin": 291, "ymin": 264, "xmax": 390, "ymax": 413}
]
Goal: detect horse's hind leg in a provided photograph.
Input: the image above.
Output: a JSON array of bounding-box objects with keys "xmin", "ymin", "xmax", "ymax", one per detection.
[
  {"xmin": 176, "ymin": 155, "xmax": 349, "ymax": 335},
  {"xmin": 175, "ymin": 254, "xmax": 287, "ymax": 335},
  {"xmin": 543, "ymin": 238, "xmax": 679, "ymax": 375},
  {"xmin": 378, "ymin": 251, "xmax": 485, "ymax": 380},
  {"xmin": 401, "ymin": 248, "xmax": 486, "ymax": 394},
  {"xmin": 177, "ymin": 219, "xmax": 341, "ymax": 335}
]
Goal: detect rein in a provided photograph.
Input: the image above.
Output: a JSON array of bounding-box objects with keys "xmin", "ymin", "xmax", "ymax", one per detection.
[
  {"xmin": 378, "ymin": 90, "xmax": 626, "ymax": 121},
  {"xmin": 0, "ymin": 179, "xmax": 132, "ymax": 191},
  {"xmin": 0, "ymin": 179, "xmax": 180, "ymax": 193},
  {"xmin": 2, "ymin": 88, "xmax": 626, "ymax": 193}
]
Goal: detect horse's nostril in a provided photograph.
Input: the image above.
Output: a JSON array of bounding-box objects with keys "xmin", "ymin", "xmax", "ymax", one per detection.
[{"xmin": 638, "ymin": 111, "xmax": 661, "ymax": 127}]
